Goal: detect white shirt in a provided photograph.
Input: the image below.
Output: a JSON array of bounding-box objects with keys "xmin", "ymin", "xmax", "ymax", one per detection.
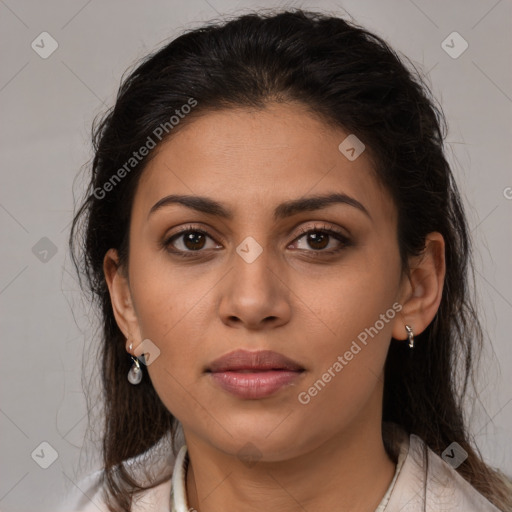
[{"xmin": 60, "ymin": 430, "xmax": 502, "ymax": 511}]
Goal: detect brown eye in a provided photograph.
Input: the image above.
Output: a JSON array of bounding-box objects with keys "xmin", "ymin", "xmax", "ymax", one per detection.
[
  {"xmin": 303, "ymin": 232, "xmax": 330, "ymax": 250},
  {"xmin": 163, "ymin": 227, "xmax": 221, "ymax": 255},
  {"xmin": 291, "ymin": 228, "xmax": 350, "ymax": 253},
  {"xmin": 180, "ymin": 231, "xmax": 207, "ymax": 251}
]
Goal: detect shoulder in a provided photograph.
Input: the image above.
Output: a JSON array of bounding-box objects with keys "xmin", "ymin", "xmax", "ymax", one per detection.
[
  {"xmin": 58, "ymin": 433, "xmax": 183, "ymax": 511},
  {"xmin": 58, "ymin": 465, "xmax": 175, "ymax": 512},
  {"xmin": 57, "ymin": 469, "xmax": 107, "ymax": 512},
  {"xmin": 385, "ymin": 433, "xmax": 502, "ymax": 511}
]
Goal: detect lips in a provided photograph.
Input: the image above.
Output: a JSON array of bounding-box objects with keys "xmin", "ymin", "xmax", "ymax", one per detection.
[
  {"xmin": 206, "ymin": 350, "xmax": 306, "ymax": 399},
  {"xmin": 206, "ymin": 349, "xmax": 305, "ymax": 373},
  {"xmin": 205, "ymin": 349, "xmax": 304, "ymax": 399}
]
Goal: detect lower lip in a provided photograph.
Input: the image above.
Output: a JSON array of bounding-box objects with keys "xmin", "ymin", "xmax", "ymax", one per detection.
[{"xmin": 208, "ymin": 370, "xmax": 303, "ymax": 399}]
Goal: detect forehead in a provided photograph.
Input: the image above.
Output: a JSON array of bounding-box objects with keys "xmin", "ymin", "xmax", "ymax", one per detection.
[{"xmin": 133, "ymin": 103, "xmax": 395, "ymax": 224}]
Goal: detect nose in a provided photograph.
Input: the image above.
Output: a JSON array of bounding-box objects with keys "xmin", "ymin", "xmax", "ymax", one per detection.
[{"xmin": 218, "ymin": 248, "xmax": 291, "ymax": 330}]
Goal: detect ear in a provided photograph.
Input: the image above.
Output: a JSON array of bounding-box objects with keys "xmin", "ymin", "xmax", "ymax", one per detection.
[
  {"xmin": 103, "ymin": 248, "xmax": 141, "ymax": 353},
  {"xmin": 392, "ymin": 232, "xmax": 446, "ymax": 340}
]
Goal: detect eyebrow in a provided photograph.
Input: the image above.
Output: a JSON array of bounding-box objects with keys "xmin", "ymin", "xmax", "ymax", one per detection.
[{"xmin": 148, "ymin": 192, "xmax": 372, "ymax": 221}]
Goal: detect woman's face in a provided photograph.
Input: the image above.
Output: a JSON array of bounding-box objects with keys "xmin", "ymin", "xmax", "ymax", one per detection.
[{"xmin": 108, "ymin": 102, "xmax": 412, "ymax": 461}]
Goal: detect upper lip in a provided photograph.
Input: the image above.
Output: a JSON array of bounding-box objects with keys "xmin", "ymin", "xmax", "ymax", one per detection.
[{"xmin": 206, "ymin": 349, "xmax": 305, "ymax": 372}]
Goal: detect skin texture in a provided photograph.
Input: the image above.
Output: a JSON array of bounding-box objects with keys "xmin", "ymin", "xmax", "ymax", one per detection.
[{"xmin": 104, "ymin": 103, "xmax": 445, "ymax": 511}]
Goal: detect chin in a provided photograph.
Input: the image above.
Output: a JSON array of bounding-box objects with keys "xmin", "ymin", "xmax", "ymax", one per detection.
[{"xmin": 203, "ymin": 421, "xmax": 309, "ymax": 462}]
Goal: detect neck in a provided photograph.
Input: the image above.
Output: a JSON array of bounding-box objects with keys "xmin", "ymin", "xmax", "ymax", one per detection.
[{"xmin": 183, "ymin": 398, "xmax": 397, "ymax": 511}]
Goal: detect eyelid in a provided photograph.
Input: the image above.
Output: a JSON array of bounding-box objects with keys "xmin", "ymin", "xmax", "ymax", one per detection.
[
  {"xmin": 167, "ymin": 223, "xmax": 225, "ymax": 243},
  {"xmin": 293, "ymin": 221, "xmax": 349, "ymax": 239},
  {"xmin": 166, "ymin": 222, "xmax": 348, "ymax": 242}
]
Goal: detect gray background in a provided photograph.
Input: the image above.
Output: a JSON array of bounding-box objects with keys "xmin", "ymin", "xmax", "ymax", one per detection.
[{"xmin": 1, "ymin": 0, "xmax": 511, "ymax": 510}]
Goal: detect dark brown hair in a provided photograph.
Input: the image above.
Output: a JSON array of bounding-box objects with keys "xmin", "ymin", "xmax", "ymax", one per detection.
[{"xmin": 69, "ymin": 8, "xmax": 512, "ymax": 511}]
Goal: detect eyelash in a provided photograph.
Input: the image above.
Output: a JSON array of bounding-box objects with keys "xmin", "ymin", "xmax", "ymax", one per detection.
[{"xmin": 162, "ymin": 223, "xmax": 352, "ymax": 259}]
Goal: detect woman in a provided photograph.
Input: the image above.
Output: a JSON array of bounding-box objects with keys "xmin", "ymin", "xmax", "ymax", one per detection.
[{"xmin": 63, "ymin": 8, "xmax": 512, "ymax": 512}]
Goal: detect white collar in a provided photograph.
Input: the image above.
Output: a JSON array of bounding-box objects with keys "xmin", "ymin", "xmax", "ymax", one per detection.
[
  {"xmin": 170, "ymin": 444, "xmax": 189, "ymax": 512},
  {"xmin": 66, "ymin": 429, "xmax": 500, "ymax": 511},
  {"xmin": 168, "ymin": 431, "xmax": 500, "ymax": 512},
  {"xmin": 169, "ymin": 437, "xmax": 407, "ymax": 512}
]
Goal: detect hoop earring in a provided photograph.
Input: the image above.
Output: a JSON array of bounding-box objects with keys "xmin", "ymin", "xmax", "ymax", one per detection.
[
  {"xmin": 127, "ymin": 342, "xmax": 142, "ymax": 385},
  {"xmin": 405, "ymin": 325, "xmax": 415, "ymax": 349}
]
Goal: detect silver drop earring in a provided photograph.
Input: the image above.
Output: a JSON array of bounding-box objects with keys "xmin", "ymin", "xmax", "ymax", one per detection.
[
  {"xmin": 127, "ymin": 342, "xmax": 143, "ymax": 385},
  {"xmin": 405, "ymin": 325, "xmax": 415, "ymax": 349}
]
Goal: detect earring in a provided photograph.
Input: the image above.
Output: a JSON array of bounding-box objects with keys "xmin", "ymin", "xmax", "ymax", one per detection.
[
  {"xmin": 405, "ymin": 325, "xmax": 415, "ymax": 349},
  {"xmin": 127, "ymin": 342, "xmax": 143, "ymax": 385}
]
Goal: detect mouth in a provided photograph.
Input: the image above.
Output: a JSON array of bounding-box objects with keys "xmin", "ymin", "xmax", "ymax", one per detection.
[
  {"xmin": 206, "ymin": 367, "xmax": 305, "ymax": 373},
  {"xmin": 207, "ymin": 369, "xmax": 305, "ymax": 399},
  {"xmin": 215, "ymin": 368, "xmax": 303, "ymax": 373},
  {"xmin": 205, "ymin": 349, "xmax": 305, "ymax": 399},
  {"xmin": 206, "ymin": 349, "xmax": 305, "ymax": 373}
]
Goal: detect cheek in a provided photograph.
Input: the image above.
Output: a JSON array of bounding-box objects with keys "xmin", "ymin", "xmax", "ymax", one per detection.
[
  {"xmin": 293, "ymin": 250, "xmax": 400, "ymax": 412},
  {"xmin": 127, "ymin": 248, "xmax": 204, "ymax": 376},
  {"xmin": 294, "ymin": 299, "xmax": 395, "ymax": 439},
  {"xmin": 293, "ymin": 250, "xmax": 400, "ymax": 350},
  {"xmin": 132, "ymin": 283, "xmax": 205, "ymax": 368},
  {"xmin": 129, "ymin": 239, "xmax": 205, "ymax": 336}
]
